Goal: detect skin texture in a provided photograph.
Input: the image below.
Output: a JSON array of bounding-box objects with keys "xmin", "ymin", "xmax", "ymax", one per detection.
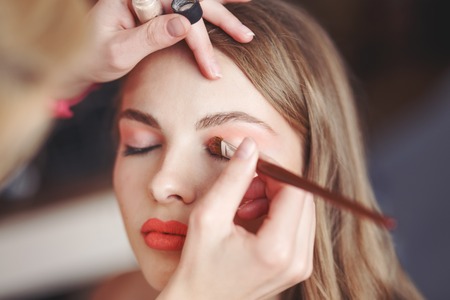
[{"xmin": 114, "ymin": 44, "xmax": 315, "ymax": 299}]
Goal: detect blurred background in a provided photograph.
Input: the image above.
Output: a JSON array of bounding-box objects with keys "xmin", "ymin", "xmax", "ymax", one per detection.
[{"xmin": 1, "ymin": 0, "xmax": 449, "ymax": 299}]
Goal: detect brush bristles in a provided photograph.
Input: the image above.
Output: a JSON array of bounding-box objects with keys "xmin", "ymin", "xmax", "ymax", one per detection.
[
  {"xmin": 207, "ymin": 136, "xmax": 237, "ymax": 159},
  {"xmin": 207, "ymin": 136, "xmax": 223, "ymax": 157}
]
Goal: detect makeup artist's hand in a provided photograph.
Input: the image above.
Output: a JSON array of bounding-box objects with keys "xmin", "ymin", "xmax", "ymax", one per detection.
[
  {"xmin": 66, "ymin": 0, "xmax": 253, "ymax": 96},
  {"xmin": 159, "ymin": 0, "xmax": 255, "ymax": 79},
  {"xmin": 158, "ymin": 138, "xmax": 316, "ymax": 300}
]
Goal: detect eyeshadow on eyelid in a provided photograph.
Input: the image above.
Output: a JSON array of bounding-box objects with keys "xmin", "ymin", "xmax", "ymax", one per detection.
[
  {"xmin": 208, "ymin": 128, "xmax": 274, "ymax": 147},
  {"xmin": 120, "ymin": 126, "xmax": 159, "ymax": 147}
]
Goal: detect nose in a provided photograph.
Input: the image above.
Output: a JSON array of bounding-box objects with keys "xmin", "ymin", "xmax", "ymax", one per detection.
[{"xmin": 148, "ymin": 148, "xmax": 196, "ymax": 205}]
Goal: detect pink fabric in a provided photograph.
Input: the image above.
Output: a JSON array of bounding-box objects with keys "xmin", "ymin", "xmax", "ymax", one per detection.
[{"xmin": 52, "ymin": 84, "xmax": 99, "ymax": 119}]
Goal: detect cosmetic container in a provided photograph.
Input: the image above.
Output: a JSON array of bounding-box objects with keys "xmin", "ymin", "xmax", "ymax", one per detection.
[{"xmin": 132, "ymin": 0, "xmax": 163, "ymax": 23}]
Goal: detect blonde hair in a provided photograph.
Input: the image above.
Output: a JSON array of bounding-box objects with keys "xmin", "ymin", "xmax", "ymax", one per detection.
[
  {"xmin": 0, "ymin": 0, "xmax": 88, "ymax": 183},
  {"xmin": 207, "ymin": 0, "xmax": 423, "ymax": 299}
]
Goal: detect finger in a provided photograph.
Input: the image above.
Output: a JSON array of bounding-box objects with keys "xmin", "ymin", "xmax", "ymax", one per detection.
[
  {"xmin": 200, "ymin": 138, "xmax": 259, "ymax": 224},
  {"xmin": 251, "ymin": 190, "xmax": 312, "ymax": 299},
  {"xmin": 184, "ymin": 19, "xmax": 222, "ymax": 79},
  {"xmin": 260, "ymin": 192, "xmax": 315, "ymax": 298},
  {"xmin": 258, "ymin": 186, "xmax": 309, "ymax": 243},
  {"xmin": 293, "ymin": 192, "xmax": 315, "ymax": 273},
  {"xmin": 303, "ymin": 194, "xmax": 316, "ymax": 266},
  {"xmin": 93, "ymin": 0, "xmax": 136, "ymax": 29},
  {"xmin": 113, "ymin": 14, "xmax": 190, "ymax": 69},
  {"xmin": 159, "ymin": 0, "xmax": 174, "ymax": 13},
  {"xmin": 201, "ymin": 1, "xmax": 254, "ymax": 43},
  {"xmin": 277, "ymin": 193, "xmax": 315, "ymax": 291}
]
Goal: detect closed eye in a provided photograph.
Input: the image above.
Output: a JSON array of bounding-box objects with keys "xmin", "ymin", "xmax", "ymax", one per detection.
[
  {"xmin": 204, "ymin": 146, "xmax": 228, "ymax": 162},
  {"xmin": 123, "ymin": 145, "xmax": 161, "ymax": 157}
]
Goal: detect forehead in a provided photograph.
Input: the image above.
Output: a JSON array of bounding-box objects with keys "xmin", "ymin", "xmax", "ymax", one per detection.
[
  {"xmin": 122, "ymin": 46, "xmax": 284, "ymax": 132},
  {"xmin": 124, "ymin": 46, "xmax": 264, "ymax": 105}
]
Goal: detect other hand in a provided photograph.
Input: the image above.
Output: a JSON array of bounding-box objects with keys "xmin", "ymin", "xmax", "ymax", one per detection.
[{"xmin": 74, "ymin": 0, "xmax": 253, "ymax": 89}]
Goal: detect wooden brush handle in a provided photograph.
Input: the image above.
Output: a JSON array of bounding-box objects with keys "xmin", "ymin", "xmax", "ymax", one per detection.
[{"xmin": 256, "ymin": 159, "xmax": 396, "ymax": 229}]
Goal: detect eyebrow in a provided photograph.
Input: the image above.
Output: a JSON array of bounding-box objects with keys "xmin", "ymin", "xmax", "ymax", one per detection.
[
  {"xmin": 195, "ymin": 111, "xmax": 275, "ymax": 133},
  {"xmin": 119, "ymin": 109, "xmax": 275, "ymax": 134},
  {"xmin": 118, "ymin": 109, "xmax": 161, "ymax": 129}
]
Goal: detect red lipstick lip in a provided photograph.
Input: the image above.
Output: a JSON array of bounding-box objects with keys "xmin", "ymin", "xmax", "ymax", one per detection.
[{"xmin": 141, "ymin": 218, "xmax": 188, "ymax": 251}]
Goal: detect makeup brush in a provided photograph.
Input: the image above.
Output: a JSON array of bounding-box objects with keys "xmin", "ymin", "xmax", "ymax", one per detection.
[{"xmin": 207, "ymin": 136, "xmax": 396, "ymax": 229}]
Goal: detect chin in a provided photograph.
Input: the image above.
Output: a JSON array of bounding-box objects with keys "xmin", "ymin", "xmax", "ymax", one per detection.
[
  {"xmin": 139, "ymin": 250, "xmax": 181, "ymax": 291},
  {"xmin": 145, "ymin": 272, "xmax": 171, "ymax": 292}
]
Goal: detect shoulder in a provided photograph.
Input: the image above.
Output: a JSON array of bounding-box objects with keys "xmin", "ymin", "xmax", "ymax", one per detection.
[{"xmin": 91, "ymin": 270, "xmax": 159, "ymax": 300}]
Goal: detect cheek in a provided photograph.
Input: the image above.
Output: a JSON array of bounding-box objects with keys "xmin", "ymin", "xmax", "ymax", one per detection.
[
  {"xmin": 269, "ymin": 134, "xmax": 303, "ymax": 175},
  {"xmin": 195, "ymin": 160, "xmax": 227, "ymax": 196},
  {"xmin": 113, "ymin": 159, "xmax": 148, "ymax": 220},
  {"xmin": 113, "ymin": 159, "xmax": 153, "ymax": 258}
]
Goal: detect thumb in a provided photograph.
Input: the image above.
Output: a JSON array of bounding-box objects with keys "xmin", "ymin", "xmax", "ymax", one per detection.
[
  {"xmin": 117, "ymin": 14, "xmax": 190, "ymax": 66},
  {"xmin": 198, "ymin": 138, "xmax": 259, "ymax": 225}
]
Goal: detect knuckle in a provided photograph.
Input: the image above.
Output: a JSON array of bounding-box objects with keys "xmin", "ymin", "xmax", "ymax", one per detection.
[
  {"xmin": 191, "ymin": 37, "xmax": 213, "ymax": 55},
  {"xmin": 203, "ymin": 42, "xmax": 214, "ymax": 56},
  {"xmin": 189, "ymin": 203, "xmax": 217, "ymax": 232},
  {"xmin": 105, "ymin": 40, "xmax": 128, "ymax": 71},
  {"xmin": 288, "ymin": 258, "xmax": 313, "ymax": 284},
  {"xmin": 304, "ymin": 262, "xmax": 314, "ymax": 279},
  {"xmin": 259, "ymin": 242, "xmax": 293, "ymax": 269},
  {"xmin": 145, "ymin": 22, "xmax": 167, "ymax": 48}
]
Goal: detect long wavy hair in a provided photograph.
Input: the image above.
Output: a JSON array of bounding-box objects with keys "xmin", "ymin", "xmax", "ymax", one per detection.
[{"xmin": 207, "ymin": 0, "xmax": 423, "ymax": 298}]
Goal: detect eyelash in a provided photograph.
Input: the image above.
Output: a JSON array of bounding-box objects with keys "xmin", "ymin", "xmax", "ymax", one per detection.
[
  {"xmin": 204, "ymin": 146, "xmax": 229, "ymax": 162},
  {"xmin": 122, "ymin": 144, "xmax": 229, "ymax": 161},
  {"xmin": 123, "ymin": 145, "xmax": 161, "ymax": 157}
]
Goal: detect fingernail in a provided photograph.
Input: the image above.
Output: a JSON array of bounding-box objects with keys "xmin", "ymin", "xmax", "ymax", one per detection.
[
  {"xmin": 235, "ymin": 138, "xmax": 255, "ymax": 160},
  {"xmin": 241, "ymin": 24, "xmax": 255, "ymax": 37},
  {"xmin": 237, "ymin": 199, "xmax": 253, "ymax": 211},
  {"xmin": 167, "ymin": 17, "xmax": 188, "ymax": 37},
  {"xmin": 210, "ymin": 59, "xmax": 222, "ymax": 79}
]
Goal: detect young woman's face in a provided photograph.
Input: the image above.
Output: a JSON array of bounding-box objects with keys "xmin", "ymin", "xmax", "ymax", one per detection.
[{"xmin": 114, "ymin": 45, "xmax": 302, "ymax": 290}]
